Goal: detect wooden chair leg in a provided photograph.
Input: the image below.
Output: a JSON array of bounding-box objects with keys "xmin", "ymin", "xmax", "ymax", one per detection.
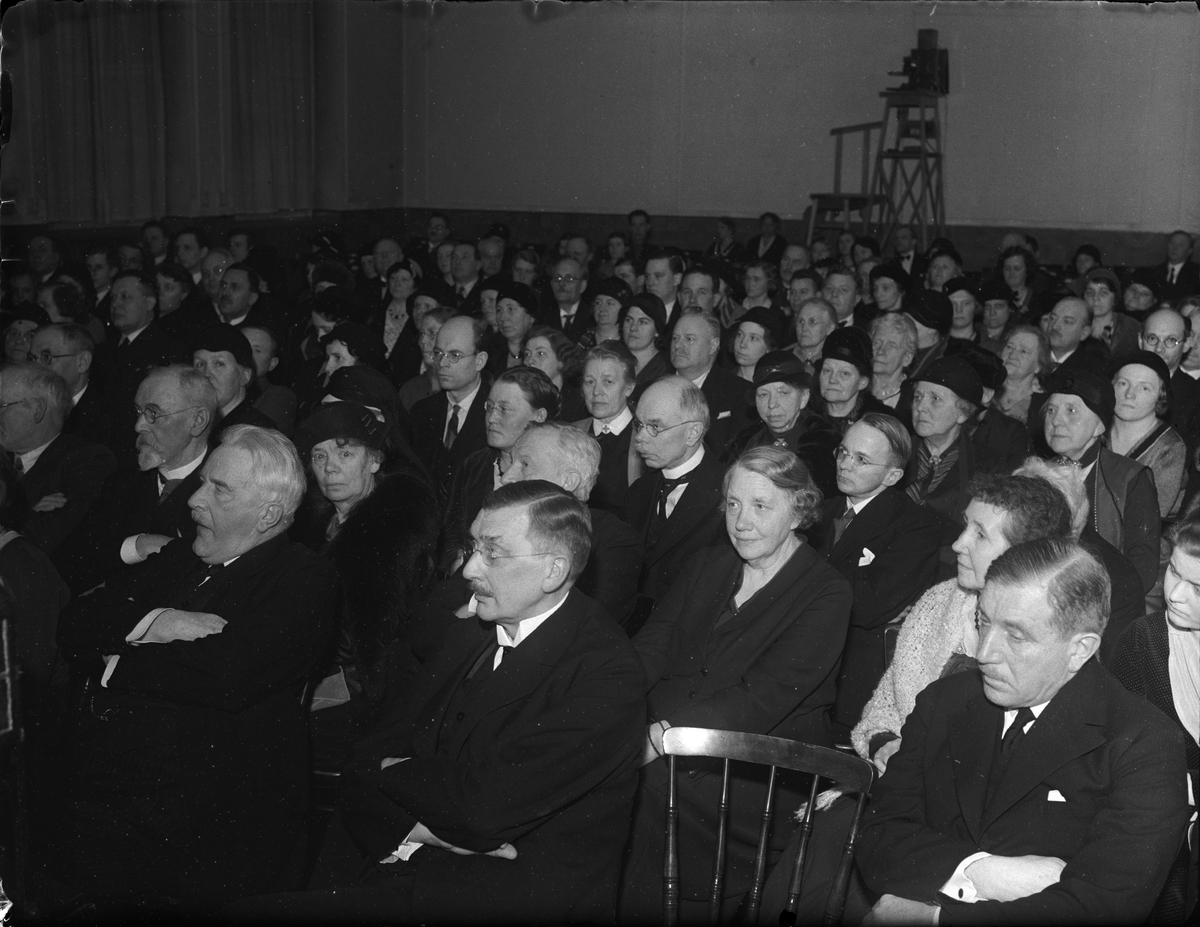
[
  {"xmin": 743, "ymin": 766, "xmax": 777, "ymax": 926},
  {"xmin": 779, "ymin": 775, "xmax": 821, "ymax": 926},
  {"xmin": 664, "ymin": 755, "xmax": 679, "ymax": 927}
]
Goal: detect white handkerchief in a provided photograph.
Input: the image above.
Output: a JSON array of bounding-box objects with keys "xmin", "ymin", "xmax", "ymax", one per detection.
[
  {"xmin": 717, "ymin": 411, "xmax": 731, "ymax": 419},
  {"xmin": 1047, "ymin": 789, "xmax": 1066, "ymax": 802},
  {"xmin": 858, "ymin": 548, "xmax": 876, "ymax": 567}
]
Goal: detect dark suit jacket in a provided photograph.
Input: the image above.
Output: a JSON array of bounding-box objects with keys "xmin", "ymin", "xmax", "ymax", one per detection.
[
  {"xmin": 622, "ymin": 450, "xmax": 727, "ymax": 601},
  {"xmin": 814, "ymin": 488, "xmax": 942, "ymax": 730},
  {"xmin": 15, "ymin": 432, "xmax": 116, "ymax": 555},
  {"xmin": 53, "ymin": 455, "xmax": 207, "ymax": 597},
  {"xmin": 572, "ymin": 416, "xmax": 643, "ymax": 516},
  {"xmin": 337, "ymin": 589, "xmax": 646, "ymax": 924},
  {"xmin": 699, "ymin": 364, "xmax": 753, "ymax": 454},
  {"xmin": 98, "ymin": 322, "xmax": 189, "ymax": 465},
  {"xmin": 1169, "ymin": 368, "xmax": 1200, "ymax": 446},
  {"xmin": 409, "ymin": 381, "xmax": 490, "ymax": 503},
  {"xmin": 547, "ymin": 301, "xmax": 594, "ymax": 343},
  {"xmin": 629, "ymin": 542, "xmax": 851, "ymax": 898},
  {"xmin": 63, "ymin": 381, "xmax": 112, "ymax": 446},
  {"xmin": 55, "ymin": 534, "xmax": 338, "ymax": 904},
  {"xmin": 1153, "ymin": 259, "xmax": 1200, "ymax": 302},
  {"xmin": 856, "ymin": 661, "xmax": 1189, "ymax": 925},
  {"xmin": 580, "ymin": 507, "xmax": 644, "ymax": 630},
  {"xmin": 1049, "ymin": 336, "xmax": 1111, "ymax": 377},
  {"xmin": 745, "ymin": 234, "xmax": 788, "ymax": 267}
]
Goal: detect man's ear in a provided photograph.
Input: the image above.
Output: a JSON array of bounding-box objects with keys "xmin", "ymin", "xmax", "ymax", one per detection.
[
  {"xmin": 541, "ymin": 553, "xmax": 571, "ymax": 593},
  {"xmin": 880, "ymin": 465, "xmax": 905, "ymax": 488},
  {"xmin": 1066, "ymin": 632, "xmax": 1101, "ymax": 672},
  {"xmin": 258, "ymin": 500, "xmax": 284, "ymax": 534},
  {"xmin": 240, "ymin": 367, "xmax": 253, "ymax": 389},
  {"xmin": 77, "ymin": 351, "xmax": 93, "ymax": 376},
  {"xmin": 29, "ymin": 396, "xmax": 48, "ymax": 424},
  {"xmin": 561, "ymin": 470, "xmax": 582, "ymax": 494},
  {"xmin": 248, "ymin": 291, "xmax": 259, "ymax": 308},
  {"xmin": 267, "ymin": 356, "xmax": 279, "ymax": 373},
  {"xmin": 190, "ymin": 407, "xmax": 212, "ymax": 437},
  {"xmin": 474, "ymin": 351, "xmax": 488, "ymax": 374}
]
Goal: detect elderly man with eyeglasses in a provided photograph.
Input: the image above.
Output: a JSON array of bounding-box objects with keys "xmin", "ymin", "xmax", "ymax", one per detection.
[
  {"xmin": 621, "ymin": 376, "xmax": 727, "ymax": 605},
  {"xmin": 28, "ymin": 322, "xmax": 109, "ymax": 445},
  {"xmin": 409, "ymin": 315, "xmax": 492, "ymax": 502},
  {"xmin": 814, "ymin": 413, "xmax": 942, "ymax": 737},
  {"xmin": 0, "ymin": 361, "xmax": 116, "ymax": 556},
  {"xmin": 53, "ymin": 364, "xmax": 219, "ymax": 597},
  {"xmin": 1141, "ymin": 307, "xmax": 1200, "ymax": 441}
]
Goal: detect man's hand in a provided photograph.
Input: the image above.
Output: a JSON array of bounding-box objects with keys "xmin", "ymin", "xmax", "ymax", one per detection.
[
  {"xmin": 874, "ymin": 738, "xmax": 901, "ymax": 775},
  {"xmin": 862, "ymin": 894, "xmax": 939, "ymax": 925},
  {"xmin": 143, "ymin": 609, "xmax": 227, "ymax": 643},
  {"xmin": 380, "ymin": 757, "xmax": 410, "ymax": 770},
  {"xmin": 407, "ymin": 821, "xmax": 517, "ymax": 860},
  {"xmin": 135, "ymin": 533, "xmax": 173, "ymax": 559},
  {"xmin": 32, "ymin": 492, "xmax": 67, "ymax": 512},
  {"xmin": 965, "ymin": 854, "xmax": 1066, "ymax": 902}
]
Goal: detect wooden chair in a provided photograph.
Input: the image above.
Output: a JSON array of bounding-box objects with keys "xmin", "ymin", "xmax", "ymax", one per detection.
[
  {"xmin": 807, "ymin": 121, "xmax": 882, "ymax": 245},
  {"xmin": 661, "ymin": 726, "xmax": 875, "ymax": 926}
]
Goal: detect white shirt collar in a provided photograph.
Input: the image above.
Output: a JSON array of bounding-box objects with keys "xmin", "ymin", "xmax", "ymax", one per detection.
[
  {"xmin": 95, "ymin": 286, "xmax": 110, "ymax": 304},
  {"xmin": 847, "ymin": 489, "xmax": 886, "ymax": 514},
  {"xmin": 463, "ymin": 591, "xmax": 570, "ymax": 651},
  {"xmin": 686, "ymin": 366, "xmax": 712, "ymax": 389},
  {"xmin": 561, "ymin": 300, "xmax": 581, "ymax": 321},
  {"xmin": 160, "ymin": 449, "xmax": 206, "ymax": 483},
  {"xmin": 122, "ymin": 323, "xmax": 151, "ymax": 344},
  {"xmin": 447, "ymin": 378, "xmax": 482, "ymax": 418},
  {"xmin": 1051, "ymin": 346, "xmax": 1077, "ymax": 364},
  {"xmin": 663, "ymin": 444, "xmax": 705, "ymax": 480},
  {"xmin": 71, "ymin": 383, "xmax": 88, "ymax": 407},
  {"xmin": 1002, "ymin": 701, "xmax": 1049, "ymax": 735},
  {"xmin": 18, "ymin": 435, "xmax": 57, "ymax": 474},
  {"xmin": 593, "ymin": 405, "xmax": 633, "ymax": 436}
]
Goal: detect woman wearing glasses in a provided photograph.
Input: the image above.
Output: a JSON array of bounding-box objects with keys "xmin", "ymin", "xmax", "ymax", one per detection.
[
  {"xmin": 618, "ymin": 445, "xmax": 851, "ymax": 922},
  {"xmin": 441, "ymin": 366, "xmax": 558, "ymax": 574}
]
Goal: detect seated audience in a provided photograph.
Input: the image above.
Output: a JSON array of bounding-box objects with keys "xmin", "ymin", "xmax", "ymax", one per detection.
[
  {"xmin": 489, "ymin": 280, "xmax": 541, "ymax": 376},
  {"xmin": 816, "ymin": 414, "xmax": 941, "ymax": 735},
  {"xmin": 54, "ymin": 364, "xmax": 218, "ymax": 596},
  {"xmin": 620, "ymin": 292, "xmax": 672, "ymax": 395},
  {"xmin": 976, "ymin": 280, "xmax": 1016, "ymax": 357},
  {"xmin": 441, "ymin": 366, "xmax": 556, "ymax": 570},
  {"xmin": 28, "ymin": 322, "xmax": 108, "ymax": 445},
  {"xmin": 0, "ymin": 362, "xmax": 116, "ymax": 555},
  {"xmin": 1084, "ymin": 267, "xmax": 1140, "ymax": 356},
  {"xmin": 855, "ymin": 537, "xmax": 1189, "ymax": 926},
  {"xmin": 622, "ymin": 376, "xmax": 726, "ymax": 603},
  {"xmin": 193, "ymin": 325, "xmax": 276, "ymax": 440},
  {"xmin": 501, "ymin": 422, "xmax": 644, "ymax": 628},
  {"xmin": 818, "ymin": 326, "xmax": 893, "ymax": 434},
  {"xmin": 236, "ymin": 482, "xmax": 644, "ymax": 925},
  {"xmin": 1109, "ymin": 351, "xmax": 1187, "ymax": 519},
  {"xmin": 575, "ymin": 340, "xmax": 641, "ymax": 516},
  {"xmin": 1044, "ymin": 295, "xmax": 1110, "ymax": 375},
  {"xmin": 408, "ymin": 315, "xmax": 491, "ymax": 502},
  {"xmin": 792, "ymin": 296, "xmax": 839, "ymax": 376},
  {"xmin": 618, "ymin": 446, "xmax": 851, "ymax": 922},
  {"xmin": 1111, "ymin": 511, "xmax": 1200, "ymax": 925},
  {"xmin": 670, "ymin": 310, "xmax": 748, "ymax": 453},
  {"xmin": 55, "ymin": 425, "xmax": 338, "ymax": 910},
  {"xmin": 1041, "ymin": 368, "xmax": 1160, "ymax": 594},
  {"xmin": 994, "ymin": 323, "xmax": 1048, "ymax": 424},
  {"xmin": 868, "ymin": 312, "xmax": 917, "ymax": 410},
  {"xmin": 904, "ymin": 288, "xmax": 953, "ymax": 382},
  {"xmin": 723, "ymin": 351, "xmax": 840, "ymax": 499},
  {"xmin": 904, "ymin": 356, "xmax": 984, "ymax": 527},
  {"xmin": 398, "ymin": 304, "xmax": 453, "ymax": 412},
  {"xmin": 521, "ymin": 323, "xmax": 586, "ymax": 421},
  {"xmin": 294, "ymin": 402, "xmax": 440, "ymax": 766},
  {"xmin": 241, "ymin": 324, "xmax": 297, "ymax": 436}
]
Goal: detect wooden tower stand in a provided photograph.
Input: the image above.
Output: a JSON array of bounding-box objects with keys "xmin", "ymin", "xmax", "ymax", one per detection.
[{"xmin": 869, "ymin": 89, "xmax": 945, "ymax": 250}]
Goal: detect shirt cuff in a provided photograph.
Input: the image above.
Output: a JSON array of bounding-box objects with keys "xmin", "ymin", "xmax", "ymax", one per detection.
[
  {"xmin": 381, "ymin": 823, "xmax": 423, "ymax": 864},
  {"xmin": 120, "ymin": 534, "xmax": 147, "ymax": 565},
  {"xmin": 941, "ymin": 851, "xmax": 992, "ymax": 903},
  {"xmin": 127, "ymin": 608, "xmax": 171, "ymax": 645},
  {"xmin": 100, "ymin": 654, "xmax": 120, "ymax": 688}
]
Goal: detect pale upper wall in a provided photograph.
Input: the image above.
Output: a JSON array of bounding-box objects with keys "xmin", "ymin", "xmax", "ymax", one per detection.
[{"xmin": 399, "ymin": 1, "xmax": 1199, "ymax": 233}]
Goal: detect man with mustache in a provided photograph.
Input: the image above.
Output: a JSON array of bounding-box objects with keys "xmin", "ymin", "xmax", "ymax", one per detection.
[
  {"xmin": 232, "ymin": 481, "xmax": 645, "ymax": 924},
  {"xmin": 56, "ymin": 425, "xmax": 337, "ymax": 911},
  {"xmin": 53, "ymin": 364, "xmax": 218, "ymax": 596}
]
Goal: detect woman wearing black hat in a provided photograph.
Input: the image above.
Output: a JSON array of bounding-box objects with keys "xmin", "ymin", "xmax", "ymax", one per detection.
[
  {"xmin": 722, "ymin": 351, "xmax": 840, "ymax": 499},
  {"xmin": 1109, "ymin": 352, "xmax": 1186, "ymax": 519},
  {"xmin": 732, "ymin": 306, "xmax": 787, "ymax": 382},
  {"xmin": 619, "ymin": 292, "xmax": 672, "ymax": 398},
  {"xmin": 817, "ymin": 326, "xmax": 895, "ymax": 435},
  {"xmin": 488, "ymin": 280, "xmax": 541, "ymax": 376},
  {"xmin": 580, "ymin": 276, "xmax": 632, "ymax": 350},
  {"xmin": 294, "ymin": 402, "xmax": 440, "ymax": 768}
]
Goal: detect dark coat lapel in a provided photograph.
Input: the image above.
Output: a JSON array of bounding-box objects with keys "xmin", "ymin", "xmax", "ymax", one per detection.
[
  {"xmin": 651, "ymin": 456, "xmax": 720, "ymax": 563},
  {"xmin": 982, "ymin": 661, "xmax": 1108, "ymax": 831},
  {"xmin": 706, "ymin": 543, "xmax": 819, "ymax": 646},
  {"xmin": 829, "ymin": 490, "xmax": 899, "ymax": 564},
  {"xmin": 411, "ymin": 629, "xmax": 494, "ymax": 758},
  {"xmin": 948, "ymin": 685, "xmax": 1002, "ymax": 845}
]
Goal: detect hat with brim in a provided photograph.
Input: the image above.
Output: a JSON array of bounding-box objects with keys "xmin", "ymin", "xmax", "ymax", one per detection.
[
  {"xmin": 323, "ymin": 365, "xmax": 401, "ymax": 425},
  {"xmin": 945, "ymin": 339, "xmax": 1007, "ymax": 392},
  {"xmin": 592, "ymin": 276, "xmax": 633, "ymax": 310},
  {"xmin": 747, "ymin": 350, "xmax": 814, "ymax": 400},
  {"xmin": 737, "ymin": 306, "xmax": 788, "ymax": 351},
  {"xmin": 916, "ymin": 355, "xmax": 984, "ymax": 406},
  {"xmin": 869, "ymin": 262, "xmax": 911, "ymax": 292},
  {"xmin": 820, "ymin": 325, "xmax": 873, "ymax": 378},
  {"xmin": 906, "ymin": 289, "xmax": 953, "ymax": 335},
  {"xmin": 494, "ymin": 280, "xmax": 541, "ymax": 319},
  {"xmin": 1084, "ymin": 267, "xmax": 1122, "ymax": 297},
  {"xmin": 1110, "ymin": 350, "xmax": 1173, "ymax": 412},
  {"xmin": 295, "ymin": 401, "xmax": 389, "ymax": 459}
]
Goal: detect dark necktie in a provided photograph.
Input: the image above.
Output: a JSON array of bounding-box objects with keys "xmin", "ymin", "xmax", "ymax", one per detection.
[
  {"xmin": 832, "ymin": 505, "xmax": 856, "ymax": 546},
  {"xmin": 12, "ymin": 454, "xmax": 24, "ymax": 477},
  {"xmin": 657, "ymin": 475, "xmax": 689, "ymax": 519},
  {"xmin": 986, "ymin": 706, "xmax": 1035, "ymax": 805},
  {"xmin": 159, "ymin": 476, "xmax": 183, "ymax": 503},
  {"xmin": 444, "ymin": 404, "xmax": 462, "ymax": 450}
]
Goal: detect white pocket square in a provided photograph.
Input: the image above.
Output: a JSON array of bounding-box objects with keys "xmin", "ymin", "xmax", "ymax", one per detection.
[
  {"xmin": 1047, "ymin": 789, "xmax": 1067, "ymax": 802},
  {"xmin": 858, "ymin": 548, "xmax": 875, "ymax": 567},
  {"xmin": 718, "ymin": 411, "xmax": 731, "ymax": 419}
]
